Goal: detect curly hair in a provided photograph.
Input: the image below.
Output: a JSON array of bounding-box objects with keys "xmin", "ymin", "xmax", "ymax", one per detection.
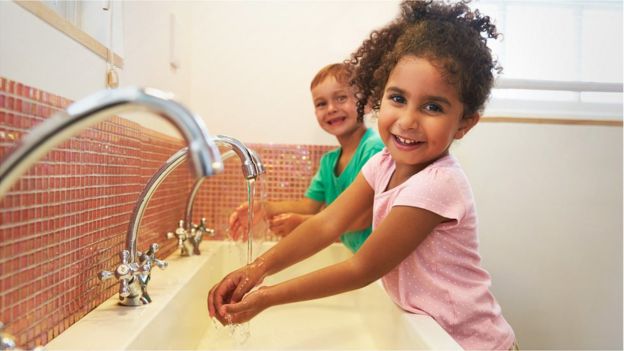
[{"xmin": 348, "ymin": 0, "xmax": 501, "ymax": 121}]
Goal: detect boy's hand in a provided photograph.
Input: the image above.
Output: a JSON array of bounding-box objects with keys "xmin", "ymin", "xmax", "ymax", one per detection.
[
  {"xmin": 207, "ymin": 261, "xmax": 266, "ymax": 324},
  {"xmin": 228, "ymin": 202, "xmax": 266, "ymax": 240},
  {"xmin": 228, "ymin": 203, "xmax": 249, "ymax": 241},
  {"xmin": 268, "ymin": 213, "xmax": 306, "ymax": 237}
]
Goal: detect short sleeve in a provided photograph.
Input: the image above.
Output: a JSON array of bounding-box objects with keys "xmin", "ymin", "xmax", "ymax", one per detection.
[
  {"xmin": 359, "ymin": 135, "xmax": 385, "ymax": 166},
  {"xmin": 361, "ymin": 150, "xmax": 385, "ymax": 190},
  {"xmin": 393, "ymin": 167, "xmax": 466, "ymax": 222},
  {"xmin": 305, "ymin": 154, "xmax": 328, "ymax": 202}
]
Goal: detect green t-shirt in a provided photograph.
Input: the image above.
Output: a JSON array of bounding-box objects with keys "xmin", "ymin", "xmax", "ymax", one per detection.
[{"xmin": 305, "ymin": 128, "xmax": 384, "ymax": 252}]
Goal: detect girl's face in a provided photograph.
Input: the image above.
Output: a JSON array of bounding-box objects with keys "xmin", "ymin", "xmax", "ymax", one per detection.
[
  {"xmin": 378, "ymin": 56, "xmax": 478, "ymax": 173},
  {"xmin": 311, "ymin": 76, "xmax": 361, "ymax": 138}
]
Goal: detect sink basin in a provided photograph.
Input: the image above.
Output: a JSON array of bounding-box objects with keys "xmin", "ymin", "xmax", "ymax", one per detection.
[{"xmin": 46, "ymin": 241, "xmax": 461, "ymax": 350}]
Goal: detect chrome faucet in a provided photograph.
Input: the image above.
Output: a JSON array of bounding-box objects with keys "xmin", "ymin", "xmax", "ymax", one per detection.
[
  {"xmin": 156, "ymin": 135, "xmax": 265, "ymax": 256},
  {"xmin": 0, "ymin": 87, "xmax": 223, "ymax": 310},
  {"xmin": 180, "ymin": 136, "xmax": 266, "ymax": 255},
  {"xmin": 126, "ymin": 148, "xmax": 234, "ymax": 259}
]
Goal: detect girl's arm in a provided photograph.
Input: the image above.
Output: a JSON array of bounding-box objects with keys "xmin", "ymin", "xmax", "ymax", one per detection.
[
  {"xmin": 209, "ymin": 174, "xmax": 374, "ymax": 320},
  {"xmin": 221, "ymin": 204, "xmax": 448, "ymax": 323}
]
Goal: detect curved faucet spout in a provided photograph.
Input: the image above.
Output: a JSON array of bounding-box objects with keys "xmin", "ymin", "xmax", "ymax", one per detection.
[
  {"xmin": 127, "ymin": 148, "xmax": 236, "ymax": 260},
  {"xmin": 214, "ymin": 135, "xmax": 257, "ymax": 180},
  {"xmin": 0, "ymin": 87, "xmax": 223, "ymax": 199}
]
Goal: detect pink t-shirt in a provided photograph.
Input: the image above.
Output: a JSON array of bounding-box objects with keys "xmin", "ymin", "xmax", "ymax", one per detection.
[{"xmin": 362, "ymin": 149, "xmax": 515, "ymax": 350}]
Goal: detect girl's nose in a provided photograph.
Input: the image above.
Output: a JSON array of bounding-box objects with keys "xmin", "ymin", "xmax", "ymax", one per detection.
[{"xmin": 397, "ymin": 110, "xmax": 419, "ymax": 130}]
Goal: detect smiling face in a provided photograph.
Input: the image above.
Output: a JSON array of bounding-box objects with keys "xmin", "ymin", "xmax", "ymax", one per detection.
[
  {"xmin": 378, "ymin": 56, "xmax": 479, "ymax": 175},
  {"xmin": 311, "ymin": 76, "xmax": 361, "ymax": 138}
]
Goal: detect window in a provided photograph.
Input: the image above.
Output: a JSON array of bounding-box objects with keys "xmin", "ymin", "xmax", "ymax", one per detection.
[{"xmin": 472, "ymin": 0, "xmax": 622, "ymax": 120}]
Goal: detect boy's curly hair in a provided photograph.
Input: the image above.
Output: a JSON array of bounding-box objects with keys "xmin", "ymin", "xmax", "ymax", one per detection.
[{"xmin": 349, "ymin": 0, "xmax": 501, "ymax": 121}]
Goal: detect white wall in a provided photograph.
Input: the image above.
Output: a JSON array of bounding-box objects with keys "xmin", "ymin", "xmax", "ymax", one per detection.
[
  {"xmin": 452, "ymin": 123, "xmax": 622, "ymax": 349},
  {"xmin": 188, "ymin": 1, "xmax": 400, "ymax": 146},
  {"xmin": 0, "ymin": 1, "xmax": 194, "ymax": 138}
]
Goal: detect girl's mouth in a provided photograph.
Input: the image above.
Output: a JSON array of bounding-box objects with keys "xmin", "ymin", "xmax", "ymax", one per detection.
[
  {"xmin": 392, "ymin": 134, "xmax": 424, "ymax": 149},
  {"xmin": 327, "ymin": 117, "xmax": 346, "ymax": 125}
]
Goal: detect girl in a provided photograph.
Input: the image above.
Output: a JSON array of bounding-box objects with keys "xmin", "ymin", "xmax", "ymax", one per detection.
[{"xmin": 208, "ymin": 1, "xmax": 516, "ymax": 349}]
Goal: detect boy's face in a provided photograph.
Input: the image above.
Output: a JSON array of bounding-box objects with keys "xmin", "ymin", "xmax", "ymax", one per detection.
[{"xmin": 311, "ymin": 76, "xmax": 360, "ymax": 138}]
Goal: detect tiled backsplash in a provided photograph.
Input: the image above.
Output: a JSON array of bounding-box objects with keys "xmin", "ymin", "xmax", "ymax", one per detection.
[{"xmin": 0, "ymin": 77, "xmax": 333, "ymax": 348}]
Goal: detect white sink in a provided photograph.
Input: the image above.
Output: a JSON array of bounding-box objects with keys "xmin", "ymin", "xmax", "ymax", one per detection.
[{"xmin": 46, "ymin": 241, "xmax": 461, "ymax": 350}]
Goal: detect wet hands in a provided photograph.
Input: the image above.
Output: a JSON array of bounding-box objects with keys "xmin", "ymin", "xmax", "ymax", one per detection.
[
  {"xmin": 207, "ymin": 259, "xmax": 267, "ymax": 325},
  {"xmin": 219, "ymin": 287, "xmax": 269, "ymax": 324}
]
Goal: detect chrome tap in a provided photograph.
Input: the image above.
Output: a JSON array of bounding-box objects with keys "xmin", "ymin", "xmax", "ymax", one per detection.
[
  {"xmin": 167, "ymin": 220, "xmax": 191, "ymax": 256},
  {"xmin": 127, "ymin": 148, "xmax": 233, "ymax": 259},
  {"xmin": 189, "ymin": 217, "xmax": 215, "ymax": 255},
  {"xmin": 0, "ymin": 87, "xmax": 223, "ymax": 310},
  {"xmin": 181, "ymin": 136, "xmax": 266, "ymax": 255},
  {"xmin": 214, "ymin": 135, "xmax": 259, "ymax": 180},
  {"xmin": 248, "ymin": 149, "xmax": 266, "ymax": 175}
]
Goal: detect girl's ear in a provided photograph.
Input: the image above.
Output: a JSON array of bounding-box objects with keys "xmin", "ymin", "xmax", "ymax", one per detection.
[{"xmin": 454, "ymin": 113, "xmax": 480, "ymax": 140}]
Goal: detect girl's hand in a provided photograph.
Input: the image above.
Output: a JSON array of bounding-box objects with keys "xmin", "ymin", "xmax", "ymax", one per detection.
[
  {"xmin": 207, "ymin": 260, "xmax": 266, "ymax": 324},
  {"xmin": 220, "ymin": 287, "xmax": 270, "ymax": 324},
  {"xmin": 268, "ymin": 213, "xmax": 306, "ymax": 237}
]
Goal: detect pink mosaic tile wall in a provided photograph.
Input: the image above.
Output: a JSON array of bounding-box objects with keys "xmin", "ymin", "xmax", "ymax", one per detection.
[
  {"xmin": 0, "ymin": 77, "xmax": 334, "ymax": 348},
  {"xmin": 191, "ymin": 143, "xmax": 333, "ymax": 240}
]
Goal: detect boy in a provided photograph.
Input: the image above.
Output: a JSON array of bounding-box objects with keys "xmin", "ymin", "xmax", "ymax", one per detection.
[{"xmin": 229, "ymin": 63, "xmax": 383, "ymax": 252}]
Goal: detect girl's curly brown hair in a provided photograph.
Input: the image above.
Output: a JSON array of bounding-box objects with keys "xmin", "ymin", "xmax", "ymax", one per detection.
[{"xmin": 349, "ymin": 0, "xmax": 501, "ymax": 121}]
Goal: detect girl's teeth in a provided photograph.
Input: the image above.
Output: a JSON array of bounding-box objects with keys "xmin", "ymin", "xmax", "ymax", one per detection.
[{"xmin": 397, "ymin": 136, "xmax": 417, "ymax": 144}]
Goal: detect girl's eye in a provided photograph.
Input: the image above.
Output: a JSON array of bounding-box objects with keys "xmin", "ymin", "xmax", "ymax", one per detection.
[
  {"xmin": 388, "ymin": 94, "xmax": 406, "ymax": 104},
  {"xmin": 423, "ymin": 103, "xmax": 443, "ymax": 113},
  {"xmin": 336, "ymin": 95, "xmax": 348, "ymax": 103}
]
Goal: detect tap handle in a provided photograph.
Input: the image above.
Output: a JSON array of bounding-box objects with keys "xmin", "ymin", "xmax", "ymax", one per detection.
[
  {"xmin": 206, "ymin": 228, "xmax": 215, "ymax": 237},
  {"xmin": 196, "ymin": 218, "xmax": 207, "ymax": 231},
  {"xmin": 120, "ymin": 250, "xmax": 130, "ymax": 265},
  {"xmin": 167, "ymin": 220, "xmax": 187, "ymax": 240},
  {"xmin": 146, "ymin": 243, "xmax": 158, "ymax": 256},
  {"xmin": 119, "ymin": 278, "xmax": 130, "ymax": 298},
  {"xmin": 153, "ymin": 258, "xmax": 168, "ymax": 270},
  {"xmin": 98, "ymin": 270, "xmax": 114, "ymax": 281},
  {"xmin": 97, "ymin": 249, "xmax": 135, "ymax": 282},
  {"xmin": 140, "ymin": 243, "xmax": 167, "ymax": 271}
]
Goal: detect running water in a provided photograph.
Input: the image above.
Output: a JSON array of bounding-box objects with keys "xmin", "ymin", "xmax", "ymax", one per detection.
[
  {"xmin": 208, "ymin": 177, "xmax": 262, "ymax": 347},
  {"xmin": 245, "ymin": 178, "xmax": 255, "ymax": 263}
]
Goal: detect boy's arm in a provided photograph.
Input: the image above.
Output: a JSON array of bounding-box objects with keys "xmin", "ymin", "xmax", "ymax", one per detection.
[{"xmin": 264, "ymin": 197, "xmax": 323, "ymax": 217}]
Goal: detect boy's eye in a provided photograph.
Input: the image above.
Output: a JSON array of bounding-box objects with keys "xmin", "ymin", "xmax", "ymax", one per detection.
[
  {"xmin": 388, "ymin": 94, "xmax": 406, "ymax": 104},
  {"xmin": 336, "ymin": 95, "xmax": 348, "ymax": 103},
  {"xmin": 423, "ymin": 103, "xmax": 443, "ymax": 113},
  {"xmin": 315, "ymin": 101, "xmax": 326, "ymax": 108}
]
